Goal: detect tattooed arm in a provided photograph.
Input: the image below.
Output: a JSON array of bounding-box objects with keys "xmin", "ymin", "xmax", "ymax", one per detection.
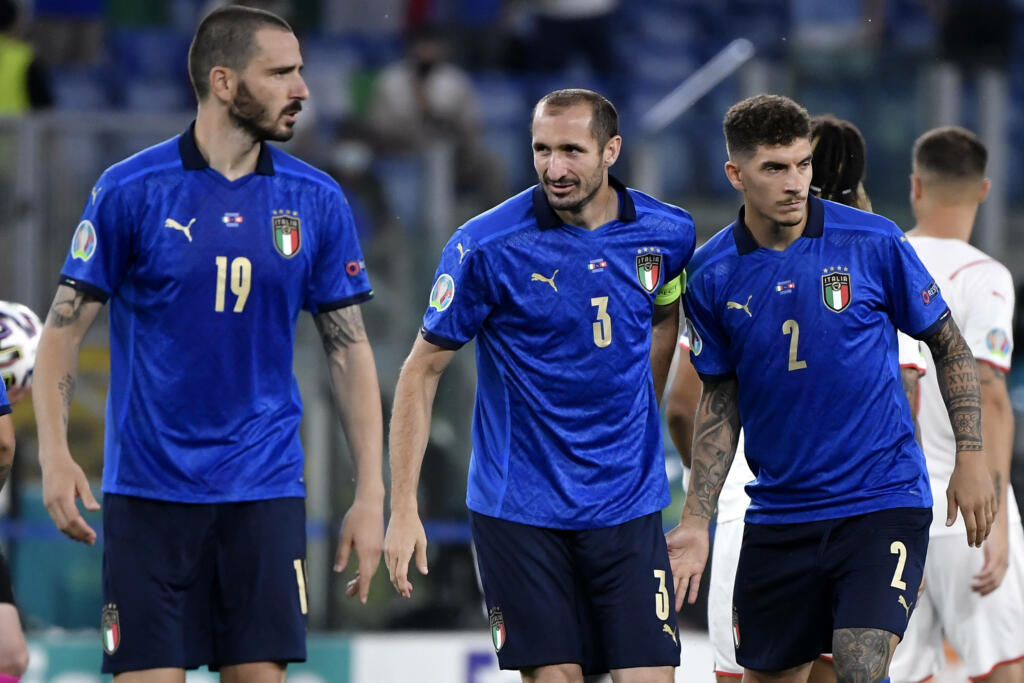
[
  {"xmin": 922, "ymin": 314, "xmax": 996, "ymax": 547},
  {"xmin": 313, "ymin": 305, "xmax": 385, "ymax": 603},
  {"xmin": 650, "ymin": 300, "xmax": 680, "ymax": 407},
  {"xmin": 972, "ymin": 361, "xmax": 1014, "ymax": 594},
  {"xmin": 32, "ymin": 284, "xmax": 104, "ymax": 544},
  {"xmin": 665, "ymin": 376, "xmax": 741, "ymax": 609}
]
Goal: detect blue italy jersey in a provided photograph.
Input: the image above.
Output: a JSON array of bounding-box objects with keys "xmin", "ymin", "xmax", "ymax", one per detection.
[
  {"xmin": 684, "ymin": 196, "xmax": 947, "ymax": 524},
  {"xmin": 59, "ymin": 123, "xmax": 372, "ymax": 503},
  {"xmin": 422, "ymin": 177, "xmax": 696, "ymax": 529}
]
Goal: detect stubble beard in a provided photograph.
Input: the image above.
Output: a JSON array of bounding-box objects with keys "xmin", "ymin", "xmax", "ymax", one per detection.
[{"xmin": 228, "ymin": 80, "xmax": 298, "ymax": 143}]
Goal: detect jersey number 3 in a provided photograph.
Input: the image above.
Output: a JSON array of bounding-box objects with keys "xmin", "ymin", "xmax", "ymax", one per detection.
[
  {"xmin": 591, "ymin": 296, "xmax": 612, "ymax": 348},
  {"xmin": 215, "ymin": 256, "xmax": 252, "ymax": 313}
]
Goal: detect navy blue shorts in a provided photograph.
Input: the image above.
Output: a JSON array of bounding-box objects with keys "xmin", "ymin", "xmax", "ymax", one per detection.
[
  {"xmin": 101, "ymin": 495, "xmax": 308, "ymax": 674},
  {"xmin": 733, "ymin": 507, "xmax": 930, "ymax": 672},
  {"xmin": 470, "ymin": 511, "xmax": 680, "ymax": 674}
]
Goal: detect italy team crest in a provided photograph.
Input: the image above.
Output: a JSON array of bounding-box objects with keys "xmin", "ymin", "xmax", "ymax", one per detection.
[
  {"xmin": 101, "ymin": 603, "xmax": 121, "ymax": 655},
  {"xmin": 822, "ymin": 272, "xmax": 851, "ymax": 312},
  {"xmin": 636, "ymin": 250, "xmax": 663, "ymax": 292},
  {"xmin": 272, "ymin": 210, "xmax": 301, "ymax": 258}
]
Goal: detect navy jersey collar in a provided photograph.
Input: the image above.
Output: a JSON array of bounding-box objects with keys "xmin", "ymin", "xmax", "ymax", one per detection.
[
  {"xmin": 732, "ymin": 194, "xmax": 825, "ymax": 255},
  {"xmin": 178, "ymin": 120, "xmax": 276, "ymax": 176},
  {"xmin": 532, "ymin": 175, "xmax": 637, "ymax": 229}
]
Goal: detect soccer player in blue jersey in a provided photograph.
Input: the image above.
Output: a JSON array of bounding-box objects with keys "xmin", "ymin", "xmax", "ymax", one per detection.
[
  {"xmin": 667, "ymin": 95, "xmax": 997, "ymax": 683},
  {"xmin": 31, "ymin": 7, "xmax": 385, "ymax": 682},
  {"xmin": 384, "ymin": 89, "xmax": 696, "ymax": 682}
]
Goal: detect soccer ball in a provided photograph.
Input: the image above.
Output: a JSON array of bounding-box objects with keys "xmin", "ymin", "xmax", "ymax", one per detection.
[{"xmin": 0, "ymin": 301, "xmax": 43, "ymax": 391}]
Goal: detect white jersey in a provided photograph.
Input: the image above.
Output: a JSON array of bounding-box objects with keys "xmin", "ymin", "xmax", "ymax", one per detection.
[
  {"xmin": 679, "ymin": 332, "xmax": 753, "ymax": 523},
  {"xmin": 896, "ymin": 235, "xmax": 1019, "ymax": 537}
]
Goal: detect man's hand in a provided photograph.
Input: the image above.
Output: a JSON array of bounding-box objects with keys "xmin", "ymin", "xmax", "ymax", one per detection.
[
  {"xmin": 334, "ymin": 496, "xmax": 384, "ymax": 604},
  {"xmin": 665, "ymin": 516, "xmax": 710, "ymax": 612},
  {"xmin": 383, "ymin": 507, "xmax": 428, "ymax": 599},
  {"xmin": 41, "ymin": 451, "xmax": 99, "ymax": 545},
  {"xmin": 6, "ymin": 385, "xmax": 29, "ymax": 404},
  {"xmin": 946, "ymin": 453, "xmax": 996, "ymax": 547},
  {"xmin": 971, "ymin": 513, "xmax": 1009, "ymax": 595}
]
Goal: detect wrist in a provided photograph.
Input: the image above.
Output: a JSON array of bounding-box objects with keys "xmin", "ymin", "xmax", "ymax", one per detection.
[{"xmin": 679, "ymin": 509, "xmax": 712, "ymax": 528}]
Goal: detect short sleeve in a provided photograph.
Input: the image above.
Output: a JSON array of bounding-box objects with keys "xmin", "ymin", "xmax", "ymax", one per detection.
[
  {"xmin": 883, "ymin": 233, "xmax": 949, "ymax": 339},
  {"xmin": 961, "ymin": 265, "xmax": 1015, "ymax": 371},
  {"xmin": 682, "ymin": 273, "xmax": 734, "ymax": 380},
  {"xmin": 59, "ymin": 176, "xmax": 133, "ymax": 301},
  {"xmin": 897, "ymin": 332, "xmax": 927, "ymax": 374},
  {"xmin": 305, "ymin": 187, "xmax": 373, "ymax": 313},
  {"xmin": 420, "ymin": 231, "xmax": 495, "ymax": 350}
]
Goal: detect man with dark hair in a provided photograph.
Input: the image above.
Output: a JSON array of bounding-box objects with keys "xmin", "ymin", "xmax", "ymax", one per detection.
[
  {"xmin": 669, "ymin": 94, "xmax": 996, "ymax": 683},
  {"xmin": 384, "ymin": 88, "xmax": 695, "ymax": 682},
  {"xmin": 889, "ymin": 127, "xmax": 1024, "ymax": 683},
  {"xmin": 32, "ymin": 6, "xmax": 385, "ymax": 681}
]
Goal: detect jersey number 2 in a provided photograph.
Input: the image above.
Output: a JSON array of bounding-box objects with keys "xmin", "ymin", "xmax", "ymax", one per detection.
[
  {"xmin": 782, "ymin": 319, "xmax": 807, "ymax": 371},
  {"xmin": 215, "ymin": 256, "xmax": 252, "ymax": 313}
]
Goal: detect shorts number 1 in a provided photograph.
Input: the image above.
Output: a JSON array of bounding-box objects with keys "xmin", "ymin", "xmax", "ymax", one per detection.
[
  {"xmin": 294, "ymin": 559, "xmax": 309, "ymax": 615},
  {"xmin": 654, "ymin": 569, "xmax": 670, "ymax": 620}
]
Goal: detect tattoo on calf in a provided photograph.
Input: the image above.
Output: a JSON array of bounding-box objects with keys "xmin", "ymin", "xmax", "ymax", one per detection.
[
  {"xmin": 314, "ymin": 306, "xmax": 367, "ymax": 354},
  {"xmin": 833, "ymin": 627, "xmax": 892, "ymax": 683}
]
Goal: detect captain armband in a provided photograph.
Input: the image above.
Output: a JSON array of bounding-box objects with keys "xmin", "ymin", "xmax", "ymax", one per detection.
[{"xmin": 654, "ymin": 273, "xmax": 684, "ymax": 305}]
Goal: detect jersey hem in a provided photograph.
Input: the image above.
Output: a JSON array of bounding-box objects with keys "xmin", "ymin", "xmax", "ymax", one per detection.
[
  {"xmin": 314, "ymin": 289, "xmax": 373, "ymax": 312},
  {"xmin": 697, "ymin": 370, "xmax": 736, "ymax": 384},
  {"xmin": 59, "ymin": 274, "xmax": 111, "ymax": 302},
  {"xmin": 744, "ymin": 495, "xmax": 931, "ymax": 524},
  {"xmin": 466, "ymin": 496, "xmax": 669, "ymax": 530},
  {"xmin": 912, "ymin": 308, "xmax": 951, "ymax": 340},
  {"xmin": 101, "ymin": 485, "xmax": 307, "ymax": 504},
  {"xmin": 976, "ymin": 357, "xmax": 1011, "ymax": 373},
  {"xmin": 0, "ymin": 405, "xmax": 9, "ymax": 416}
]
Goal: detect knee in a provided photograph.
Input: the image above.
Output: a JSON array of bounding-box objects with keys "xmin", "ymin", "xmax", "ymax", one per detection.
[
  {"xmin": 832, "ymin": 627, "xmax": 896, "ymax": 683},
  {"xmin": 521, "ymin": 663, "xmax": 583, "ymax": 683}
]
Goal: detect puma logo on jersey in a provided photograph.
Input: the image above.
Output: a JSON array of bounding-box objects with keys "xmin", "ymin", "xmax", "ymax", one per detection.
[
  {"xmin": 531, "ymin": 269, "xmax": 559, "ymax": 292},
  {"xmin": 456, "ymin": 242, "xmax": 471, "ymax": 264},
  {"xmin": 662, "ymin": 623, "xmax": 677, "ymax": 645},
  {"xmin": 726, "ymin": 295, "xmax": 752, "ymax": 317},
  {"xmin": 164, "ymin": 217, "xmax": 195, "ymax": 242},
  {"xmin": 897, "ymin": 595, "xmax": 911, "ymax": 620}
]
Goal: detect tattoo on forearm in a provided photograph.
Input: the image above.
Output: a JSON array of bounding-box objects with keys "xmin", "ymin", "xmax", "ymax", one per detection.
[
  {"xmin": 0, "ymin": 465, "xmax": 10, "ymax": 492},
  {"xmin": 48, "ymin": 291, "xmax": 91, "ymax": 328},
  {"xmin": 58, "ymin": 373, "xmax": 75, "ymax": 426},
  {"xmin": 314, "ymin": 306, "xmax": 367, "ymax": 354},
  {"xmin": 833, "ymin": 628, "xmax": 892, "ymax": 683},
  {"xmin": 925, "ymin": 317, "xmax": 983, "ymax": 451},
  {"xmin": 684, "ymin": 379, "xmax": 740, "ymax": 520}
]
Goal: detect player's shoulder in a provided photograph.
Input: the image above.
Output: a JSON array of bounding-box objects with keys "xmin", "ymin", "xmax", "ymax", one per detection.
[
  {"xmin": 456, "ymin": 186, "xmax": 538, "ymax": 249},
  {"xmin": 628, "ymin": 187, "xmax": 694, "ymax": 230},
  {"xmin": 686, "ymin": 224, "xmax": 739, "ymax": 283},
  {"xmin": 821, "ymin": 198, "xmax": 901, "ymax": 240},
  {"xmin": 97, "ymin": 135, "xmax": 182, "ymax": 191},
  {"xmin": 910, "ymin": 235, "xmax": 1012, "ymax": 283},
  {"xmin": 268, "ymin": 146, "xmax": 343, "ymax": 195}
]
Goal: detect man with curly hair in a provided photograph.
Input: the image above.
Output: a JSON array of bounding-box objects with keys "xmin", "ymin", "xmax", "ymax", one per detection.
[{"xmin": 668, "ymin": 94, "xmax": 996, "ymax": 683}]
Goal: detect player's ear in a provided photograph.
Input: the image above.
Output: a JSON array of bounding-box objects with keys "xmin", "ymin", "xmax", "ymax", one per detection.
[
  {"xmin": 909, "ymin": 174, "xmax": 923, "ymax": 202},
  {"xmin": 725, "ymin": 159, "xmax": 744, "ymax": 191},
  {"xmin": 208, "ymin": 66, "xmax": 236, "ymax": 104},
  {"xmin": 978, "ymin": 178, "xmax": 991, "ymax": 203},
  {"xmin": 603, "ymin": 135, "xmax": 622, "ymax": 167}
]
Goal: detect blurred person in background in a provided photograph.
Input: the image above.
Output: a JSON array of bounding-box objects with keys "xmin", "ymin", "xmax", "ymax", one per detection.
[
  {"xmin": 889, "ymin": 127, "xmax": 1024, "ymax": 683},
  {"xmin": 385, "ymin": 88, "xmax": 695, "ymax": 682},
  {"xmin": 666, "ymin": 113, "xmax": 887, "ymax": 683},
  {"xmin": 0, "ymin": 379, "xmax": 29, "ymax": 682},
  {"xmin": 31, "ymin": 6, "xmax": 385, "ymax": 682},
  {"xmin": 366, "ymin": 23, "xmax": 506, "ymax": 207},
  {"xmin": 527, "ymin": 0, "xmax": 619, "ymax": 78},
  {"xmin": 0, "ymin": 0, "xmax": 52, "ymax": 113}
]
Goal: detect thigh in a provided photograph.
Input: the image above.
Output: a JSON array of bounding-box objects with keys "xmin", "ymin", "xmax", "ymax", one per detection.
[
  {"xmin": 211, "ymin": 497, "xmax": 308, "ymax": 669},
  {"xmin": 828, "ymin": 507, "xmax": 930, "ymax": 639},
  {"xmin": 470, "ymin": 512, "xmax": 585, "ymax": 672},
  {"xmin": 931, "ymin": 531, "xmax": 1024, "ymax": 678},
  {"xmin": 573, "ymin": 512, "xmax": 680, "ymax": 672},
  {"xmin": 708, "ymin": 519, "xmax": 744, "ymax": 677},
  {"xmin": 101, "ymin": 495, "xmax": 216, "ymax": 674},
  {"xmin": 733, "ymin": 520, "xmax": 831, "ymax": 672},
  {"xmin": 887, "ymin": 574, "xmax": 944, "ymax": 683}
]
